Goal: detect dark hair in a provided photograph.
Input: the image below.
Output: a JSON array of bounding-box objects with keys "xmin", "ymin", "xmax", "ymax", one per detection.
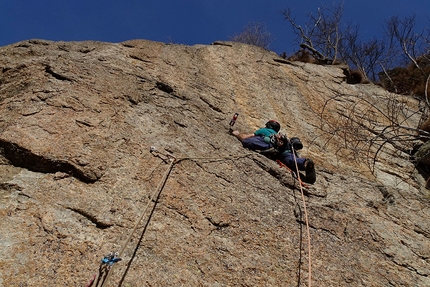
[{"xmin": 266, "ymin": 120, "xmax": 280, "ymax": 132}]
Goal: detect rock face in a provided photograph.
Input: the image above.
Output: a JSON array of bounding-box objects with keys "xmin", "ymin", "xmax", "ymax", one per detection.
[{"xmin": 0, "ymin": 39, "xmax": 429, "ymax": 287}]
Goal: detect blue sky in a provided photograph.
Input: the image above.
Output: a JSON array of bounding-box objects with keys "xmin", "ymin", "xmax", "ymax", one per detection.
[{"xmin": 0, "ymin": 0, "xmax": 428, "ymax": 55}]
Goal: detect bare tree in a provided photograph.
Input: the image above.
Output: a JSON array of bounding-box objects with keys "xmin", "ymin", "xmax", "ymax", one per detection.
[
  {"xmin": 385, "ymin": 14, "xmax": 427, "ymax": 70},
  {"xmin": 318, "ymin": 90, "xmax": 425, "ymax": 173},
  {"xmin": 311, "ymin": 3, "xmax": 344, "ymax": 63},
  {"xmin": 378, "ymin": 15, "xmax": 430, "ymax": 100},
  {"xmin": 282, "ymin": 3, "xmax": 344, "ymax": 63},
  {"xmin": 229, "ymin": 22, "xmax": 273, "ymax": 50},
  {"xmin": 341, "ymin": 24, "xmax": 385, "ymax": 81}
]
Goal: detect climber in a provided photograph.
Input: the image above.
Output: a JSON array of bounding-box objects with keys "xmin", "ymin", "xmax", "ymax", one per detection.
[
  {"xmin": 274, "ymin": 133, "xmax": 316, "ymax": 184},
  {"xmin": 231, "ymin": 120, "xmax": 281, "ymax": 151}
]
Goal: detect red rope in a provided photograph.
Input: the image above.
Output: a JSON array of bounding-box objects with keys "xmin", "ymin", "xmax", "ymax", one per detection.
[
  {"xmin": 85, "ymin": 274, "xmax": 96, "ymax": 287},
  {"xmin": 276, "ymin": 160, "xmax": 309, "ymax": 188}
]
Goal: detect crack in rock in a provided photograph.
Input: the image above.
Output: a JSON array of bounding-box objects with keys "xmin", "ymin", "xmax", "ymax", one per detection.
[
  {"xmin": 65, "ymin": 206, "xmax": 113, "ymax": 229},
  {"xmin": 0, "ymin": 140, "xmax": 100, "ymax": 183},
  {"xmin": 44, "ymin": 65, "xmax": 73, "ymax": 82}
]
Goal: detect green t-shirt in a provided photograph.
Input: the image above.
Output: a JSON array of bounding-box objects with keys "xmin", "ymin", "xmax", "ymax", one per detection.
[
  {"xmin": 254, "ymin": 128, "xmax": 277, "ymax": 143},
  {"xmin": 254, "ymin": 127, "xmax": 277, "ymax": 137}
]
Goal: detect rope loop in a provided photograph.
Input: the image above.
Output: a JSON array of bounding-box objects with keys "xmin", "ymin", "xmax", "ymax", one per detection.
[{"xmin": 88, "ymin": 146, "xmax": 313, "ymax": 287}]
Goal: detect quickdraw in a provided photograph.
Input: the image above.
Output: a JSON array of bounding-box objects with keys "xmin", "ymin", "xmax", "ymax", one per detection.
[
  {"xmin": 101, "ymin": 252, "xmax": 122, "ymax": 266},
  {"xmin": 86, "ymin": 252, "xmax": 122, "ymax": 287}
]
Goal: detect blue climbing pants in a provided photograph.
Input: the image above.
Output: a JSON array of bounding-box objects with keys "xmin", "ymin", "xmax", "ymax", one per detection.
[
  {"xmin": 241, "ymin": 136, "xmax": 272, "ymax": 150},
  {"xmin": 279, "ymin": 152, "xmax": 306, "ymax": 171}
]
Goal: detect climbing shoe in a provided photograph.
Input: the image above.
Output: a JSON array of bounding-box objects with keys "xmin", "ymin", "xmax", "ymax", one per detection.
[{"xmin": 304, "ymin": 159, "xmax": 316, "ymax": 184}]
